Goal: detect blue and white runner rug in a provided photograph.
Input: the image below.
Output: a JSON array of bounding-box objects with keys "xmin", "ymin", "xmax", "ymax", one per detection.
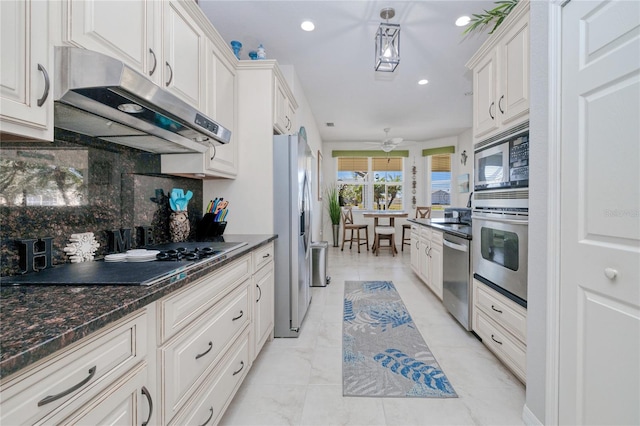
[{"xmin": 343, "ymin": 280, "xmax": 457, "ymax": 398}]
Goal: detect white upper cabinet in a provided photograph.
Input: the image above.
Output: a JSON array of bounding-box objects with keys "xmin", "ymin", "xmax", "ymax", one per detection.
[
  {"xmin": 273, "ymin": 74, "xmax": 297, "ymax": 134},
  {"xmin": 65, "ymin": 0, "xmax": 156, "ymax": 77},
  {"xmin": 160, "ymin": 34, "xmax": 238, "ymax": 179},
  {"xmin": 62, "ymin": 0, "xmax": 204, "ymax": 109},
  {"xmin": 162, "ymin": 1, "xmax": 205, "ymax": 108},
  {"xmin": 467, "ymin": 0, "xmax": 530, "ymax": 141},
  {"xmin": 0, "ymin": 0, "xmax": 53, "ymax": 141}
]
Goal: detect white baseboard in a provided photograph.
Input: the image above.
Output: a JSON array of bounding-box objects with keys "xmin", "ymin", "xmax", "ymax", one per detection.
[{"xmin": 523, "ymin": 404, "xmax": 543, "ymax": 426}]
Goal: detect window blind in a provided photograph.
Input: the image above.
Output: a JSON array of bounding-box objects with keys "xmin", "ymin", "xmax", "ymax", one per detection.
[
  {"xmin": 431, "ymin": 154, "xmax": 451, "ymax": 172},
  {"xmin": 338, "ymin": 157, "xmax": 368, "ymax": 172},
  {"xmin": 372, "ymin": 157, "xmax": 402, "ymax": 171}
]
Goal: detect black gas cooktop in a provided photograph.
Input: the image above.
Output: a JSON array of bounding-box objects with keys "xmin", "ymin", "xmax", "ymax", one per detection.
[{"xmin": 0, "ymin": 241, "xmax": 248, "ymax": 286}]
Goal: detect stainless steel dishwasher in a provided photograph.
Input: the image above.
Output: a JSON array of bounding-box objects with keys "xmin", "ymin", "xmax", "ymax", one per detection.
[{"xmin": 442, "ymin": 233, "xmax": 472, "ymax": 331}]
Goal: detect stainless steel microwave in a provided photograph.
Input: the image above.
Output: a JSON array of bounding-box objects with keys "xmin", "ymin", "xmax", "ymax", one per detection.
[{"xmin": 474, "ymin": 130, "xmax": 529, "ymax": 191}]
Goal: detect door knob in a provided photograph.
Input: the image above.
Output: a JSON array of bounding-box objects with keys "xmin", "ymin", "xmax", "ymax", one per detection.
[{"xmin": 604, "ymin": 268, "xmax": 618, "ymax": 280}]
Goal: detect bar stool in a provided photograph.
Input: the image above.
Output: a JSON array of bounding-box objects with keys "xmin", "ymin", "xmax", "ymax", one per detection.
[
  {"xmin": 374, "ymin": 226, "xmax": 396, "ymax": 256},
  {"xmin": 402, "ymin": 206, "xmax": 432, "ymax": 251},
  {"xmin": 340, "ymin": 207, "xmax": 369, "ymax": 253}
]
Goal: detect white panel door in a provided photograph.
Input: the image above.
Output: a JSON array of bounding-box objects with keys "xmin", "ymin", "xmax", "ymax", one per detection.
[{"xmin": 559, "ymin": 1, "xmax": 640, "ymax": 425}]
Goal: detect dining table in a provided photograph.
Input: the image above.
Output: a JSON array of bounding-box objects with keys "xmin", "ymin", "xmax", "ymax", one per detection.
[{"xmin": 363, "ymin": 211, "xmax": 409, "ymax": 253}]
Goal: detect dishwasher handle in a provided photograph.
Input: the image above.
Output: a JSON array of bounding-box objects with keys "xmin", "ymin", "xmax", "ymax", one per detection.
[{"xmin": 443, "ymin": 239, "xmax": 468, "ymax": 252}]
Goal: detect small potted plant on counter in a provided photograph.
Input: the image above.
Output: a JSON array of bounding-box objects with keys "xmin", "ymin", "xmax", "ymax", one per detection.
[{"xmin": 326, "ymin": 184, "xmax": 341, "ymax": 247}]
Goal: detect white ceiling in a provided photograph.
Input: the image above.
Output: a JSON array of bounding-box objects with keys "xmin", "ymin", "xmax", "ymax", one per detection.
[{"xmin": 198, "ymin": 1, "xmax": 496, "ymax": 144}]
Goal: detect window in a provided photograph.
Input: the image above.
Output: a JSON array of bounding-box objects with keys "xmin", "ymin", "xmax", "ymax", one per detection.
[
  {"xmin": 337, "ymin": 156, "xmax": 404, "ymax": 210},
  {"xmin": 430, "ymin": 154, "xmax": 451, "ymax": 206}
]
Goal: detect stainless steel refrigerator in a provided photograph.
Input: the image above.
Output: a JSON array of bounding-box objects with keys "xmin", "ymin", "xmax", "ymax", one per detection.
[{"xmin": 273, "ymin": 132, "xmax": 312, "ymax": 337}]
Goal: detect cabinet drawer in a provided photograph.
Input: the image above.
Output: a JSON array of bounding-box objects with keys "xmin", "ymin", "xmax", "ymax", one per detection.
[
  {"xmin": 169, "ymin": 331, "xmax": 250, "ymax": 426},
  {"xmin": 474, "ymin": 309, "xmax": 526, "ymax": 383},
  {"xmin": 161, "ymin": 282, "xmax": 250, "ymax": 422},
  {"xmin": 474, "ymin": 279, "xmax": 527, "ymax": 343},
  {"xmin": 159, "ymin": 254, "xmax": 251, "ymax": 343},
  {"xmin": 0, "ymin": 310, "xmax": 147, "ymax": 425},
  {"xmin": 252, "ymin": 242, "xmax": 274, "ymax": 272}
]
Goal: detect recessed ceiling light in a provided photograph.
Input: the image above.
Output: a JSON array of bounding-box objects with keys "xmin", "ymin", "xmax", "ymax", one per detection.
[
  {"xmin": 455, "ymin": 16, "xmax": 471, "ymax": 27},
  {"xmin": 301, "ymin": 21, "xmax": 315, "ymax": 31},
  {"xmin": 418, "ymin": 79, "xmax": 429, "ymax": 85}
]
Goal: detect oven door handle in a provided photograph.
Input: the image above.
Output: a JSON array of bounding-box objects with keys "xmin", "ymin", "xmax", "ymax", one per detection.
[
  {"xmin": 471, "ymin": 215, "xmax": 528, "ymax": 225},
  {"xmin": 443, "ymin": 240, "xmax": 468, "ymax": 252}
]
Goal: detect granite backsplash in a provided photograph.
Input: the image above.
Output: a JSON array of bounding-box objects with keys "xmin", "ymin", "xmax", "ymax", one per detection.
[{"xmin": 0, "ymin": 130, "xmax": 203, "ymax": 276}]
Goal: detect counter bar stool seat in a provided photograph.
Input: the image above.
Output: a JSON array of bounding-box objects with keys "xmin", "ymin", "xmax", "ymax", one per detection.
[
  {"xmin": 402, "ymin": 206, "xmax": 432, "ymax": 251},
  {"xmin": 374, "ymin": 226, "xmax": 396, "ymax": 256},
  {"xmin": 340, "ymin": 207, "xmax": 369, "ymax": 253}
]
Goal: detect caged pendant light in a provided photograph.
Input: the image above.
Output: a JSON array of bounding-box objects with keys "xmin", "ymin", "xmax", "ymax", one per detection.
[{"xmin": 374, "ymin": 7, "xmax": 400, "ymax": 72}]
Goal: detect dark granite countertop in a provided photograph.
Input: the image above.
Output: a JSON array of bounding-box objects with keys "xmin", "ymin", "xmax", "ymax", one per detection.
[
  {"xmin": 408, "ymin": 218, "xmax": 473, "ymax": 240},
  {"xmin": 0, "ymin": 234, "xmax": 277, "ymax": 379}
]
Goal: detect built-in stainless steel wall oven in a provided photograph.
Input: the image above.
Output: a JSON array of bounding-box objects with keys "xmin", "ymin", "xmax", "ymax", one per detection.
[
  {"xmin": 472, "ymin": 209, "xmax": 528, "ymax": 306},
  {"xmin": 472, "ymin": 122, "xmax": 529, "ymax": 307}
]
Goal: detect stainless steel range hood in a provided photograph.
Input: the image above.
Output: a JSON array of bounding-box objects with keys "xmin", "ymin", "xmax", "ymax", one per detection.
[{"xmin": 54, "ymin": 47, "xmax": 231, "ymax": 154}]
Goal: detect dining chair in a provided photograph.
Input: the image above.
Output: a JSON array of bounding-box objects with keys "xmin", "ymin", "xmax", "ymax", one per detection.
[
  {"xmin": 374, "ymin": 225, "xmax": 396, "ymax": 256},
  {"xmin": 340, "ymin": 207, "xmax": 369, "ymax": 253},
  {"xmin": 401, "ymin": 206, "xmax": 432, "ymax": 251}
]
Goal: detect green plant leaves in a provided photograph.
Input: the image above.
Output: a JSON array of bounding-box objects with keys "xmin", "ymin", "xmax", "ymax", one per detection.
[{"xmin": 463, "ymin": 0, "xmax": 519, "ymax": 35}]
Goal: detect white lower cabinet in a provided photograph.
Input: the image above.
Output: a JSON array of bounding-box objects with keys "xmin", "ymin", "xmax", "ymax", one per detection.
[
  {"xmin": 0, "ymin": 245, "xmax": 275, "ymax": 426},
  {"xmin": 0, "ymin": 310, "xmax": 150, "ymax": 425},
  {"xmin": 472, "ymin": 278, "xmax": 527, "ymax": 383},
  {"xmin": 252, "ymin": 242, "xmax": 275, "ymax": 359},
  {"xmin": 168, "ymin": 331, "xmax": 250, "ymax": 426},
  {"xmin": 159, "ymin": 280, "xmax": 250, "ymax": 423},
  {"xmin": 411, "ymin": 225, "xmax": 443, "ymax": 300},
  {"xmin": 47, "ymin": 362, "xmax": 152, "ymax": 426}
]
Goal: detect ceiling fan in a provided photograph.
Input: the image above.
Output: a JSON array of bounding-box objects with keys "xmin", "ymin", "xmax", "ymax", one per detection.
[{"xmin": 367, "ymin": 128, "xmax": 405, "ymax": 152}]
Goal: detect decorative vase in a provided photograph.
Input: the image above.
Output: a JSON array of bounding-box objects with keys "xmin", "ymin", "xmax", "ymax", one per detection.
[
  {"xmin": 230, "ymin": 40, "xmax": 242, "ymax": 59},
  {"xmin": 169, "ymin": 211, "xmax": 190, "ymax": 242},
  {"xmin": 332, "ymin": 224, "xmax": 339, "ymax": 247}
]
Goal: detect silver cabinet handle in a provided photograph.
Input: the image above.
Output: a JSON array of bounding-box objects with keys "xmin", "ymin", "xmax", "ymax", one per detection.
[
  {"xmin": 232, "ymin": 310, "xmax": 244, "ymax": 321},
  {"xmin": 37, "ymin": 64, "xmax": 50, "ymax": 107},
  {"xmin": 141, "ymin": 386, "xmax": 153, "ymax": 426},
  {"xmin": 38, "ymin": 366, "xmax": 96, "ymax": 406},
  {"xmin": 489, "ymin": 101, "xmax": 495, "ymax": 120},
  {"xmin": 256, "ymin": 284, "xmax": 262, "ymax": 303},
  {"xmin": 498, "ymin": 95, "xmax": 504, "ymax": 114},
  {"xmin": 443, "ymin": 239, "xmax": 467, "ymax": 252},
  {"xmin": 165, "ymin": 62, "xmax": 173, "ymax": 87},
  {"xmin": 232, "ymin": 360, "xmax": 245, "ymax": 376},
  {"xmin": 491, "ymin": 334, "xmax": 503, "ymax": 345},
  {"xmin": 195, "ymin": 341, "xmax": 213, "ymax": 360},
  {"xmin": 198, "ymin": 407, "xmax": 214, "ymax": 426},
  {"xmin": 148, "ymin": 48, "xmax": 157, "ymax": 76}
]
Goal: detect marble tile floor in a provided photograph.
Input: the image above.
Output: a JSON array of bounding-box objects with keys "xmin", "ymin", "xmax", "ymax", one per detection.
[{"xmin": 220, "ymin": 246, "xmax": 525, "ymax": 426}]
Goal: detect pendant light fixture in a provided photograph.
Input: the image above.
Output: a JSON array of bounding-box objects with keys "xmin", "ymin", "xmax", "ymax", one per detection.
[{"xmin": 375, "ymin": 7, "xmax": 400, "ymax": 72}]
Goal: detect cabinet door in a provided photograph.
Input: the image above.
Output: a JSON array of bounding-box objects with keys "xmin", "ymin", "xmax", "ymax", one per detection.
[
  {"xmin": 499, "ymin": 13, "xmax": 529, "ymax": 126},
  {"xmin": 419, "ymin": 235, "xmax": 430, "ymax": 284},
  {"xmin": 163, "ymin": 1, "xmax": 204, "ymax": 108},
  {"xmin": 0, "ymin": 0, "xmax": 52, "ymax": 141},
  {"xmin": 205, "ymin": 46, "xmax": 238, "ymax": 176},
  {"xmin": 410, "ymin": 231, "xmax": 420, "ymax": 274},
  {"xmin": 273, "ymin": 77, "xmax": 288, "ymax": 134},
  {"xmin": 47, "ymin": 363, "xmax": 152, "ymax": 426},
  {"xmin": 429, "ymin": 242, "xmax": 443, "ymax": 300},
  {"xmin": 66, "ymin": 0, "xmax": 155, "ymax": 76},
  {"xmin": 472, "ymin": 49, "xmax": 499, "ymax": 139},
  {"xmin": 254, "ymin": 261, "xmax": 274, "ymax": 358}
]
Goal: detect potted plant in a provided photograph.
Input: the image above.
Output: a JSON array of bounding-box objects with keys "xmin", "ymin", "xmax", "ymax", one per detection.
[{"xmin": 326, "ymin": 184, "xmax": 341, "ymax": 247}]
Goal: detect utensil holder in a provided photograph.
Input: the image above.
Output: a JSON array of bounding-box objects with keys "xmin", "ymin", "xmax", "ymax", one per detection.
[
  {"xmin": 197, "ymin": 214, "xmax": 227, "ymax": 239},
  {"xmin": 169, "ymin": 211, "xmax": 190, "ymax": 242}
]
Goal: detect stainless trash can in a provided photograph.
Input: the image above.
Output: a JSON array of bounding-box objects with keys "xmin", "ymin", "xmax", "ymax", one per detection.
[{"xmin": 310, "ymin": 241, "xmax": 330, "ymax": 287}]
